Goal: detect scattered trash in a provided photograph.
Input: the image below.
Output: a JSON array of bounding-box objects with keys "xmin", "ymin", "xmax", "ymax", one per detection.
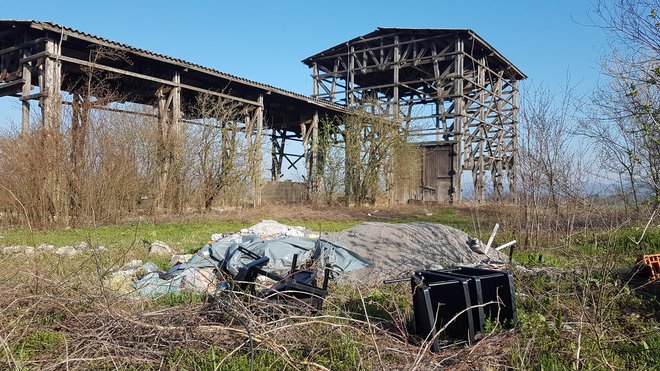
[
  {"xmin": 325, "ymin": 222, "xmax": 509, "ymax": 281},
  {"xmin": 407, "ymin": 267, "xmax": 517, "ymax": 351},
  {"xmin": 169, "ymin": 254, "xmax": 194, "ymax": 266},
  {"xmin": 483, "ymin": 223, "xmax": 499, "ymax": 254},
  {"xmin": 107, "ymin": 260, "xmax": 161, "ymax": 294},
  {"xmin": 239, "ymin": 220, "xmax": 311, "ymax": 239},
  {"xmin": 495, "ymin": 240, "xmax": 517, "ymax": 251},
  {"xmin": 637, "ymin": 253, "xmax": 660, "ymax": 280},
  {"xmin": 149, "ymin": 240, "xmax": 173, "ymax": 256},
  {"xmin": 110, "ymin": 221, "xmax": 369, "ymax": 299},
  {"xmin": 468, "ymin": 238, "xmax": 488, "ymax": 254}
]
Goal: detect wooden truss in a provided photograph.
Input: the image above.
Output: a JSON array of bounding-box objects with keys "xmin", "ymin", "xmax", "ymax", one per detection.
[
  {"xmin": 0, "ymin": 20, "xmax": 345, "ymax": 205},
  {"xmin": 304, "ymin": 28, "xmax": 526, "ymax": 201}
]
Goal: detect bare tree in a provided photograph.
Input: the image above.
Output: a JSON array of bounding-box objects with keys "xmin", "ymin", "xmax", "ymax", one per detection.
[
  {"xmin": 315, "ymin": 116, "xmax": 344, "ymax": 204},
  {"xmin": 343, "ymin": 101, "xmax": 403, "ymax": 205},
  {"xmin": 66, "ymin": 46, "xmax": 130, "ymax": 221},
  {"xmin": 517, "ymin": 82, "xmax": 591, "ymax": 246},
  {"xmin": 588, "ymin": 0, "xmax": 660, "ymax": 207},
  {"xmin": 192, "ymin": 94, "xmax": 247, "ymax": 210}
]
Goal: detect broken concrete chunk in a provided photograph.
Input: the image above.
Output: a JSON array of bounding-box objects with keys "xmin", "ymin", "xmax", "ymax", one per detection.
[
  {"xmin": 126, "ymin": 259, "xmax": 144, "ymax": 268},
  {"xmin": 55, "ymin": 246, "xmax": 78, "ymax": 256},
  {"xmin": 180, "ymin": 267, "xmax": 216, "ymax": 293},
  {"xmin": 169, "ymin": 254, "xmax": 194, "ymax": 266},
  {"xmin": 149, "ymin": 240, "xmax": 172, "ymax": 256},
  {"xmin": 37, "ymin": 244, "xmax": 55, "ymax": 252},
  {"xmin": 3, "ymin": 245, "xmax": 35, "ymax": 254},
  {"xmin": 240, "ymin": 220, "xmax": 307, "ymax": 239}
]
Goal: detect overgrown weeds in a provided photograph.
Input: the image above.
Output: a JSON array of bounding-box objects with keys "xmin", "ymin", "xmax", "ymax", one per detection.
[{"xmin": 0, "ymin": 207, "xmax": 658, "ymax": 369}]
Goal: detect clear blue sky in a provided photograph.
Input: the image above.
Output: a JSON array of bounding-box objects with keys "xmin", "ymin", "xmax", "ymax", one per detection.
[{"xmin": 0, "ymin": 0, "xmax": 607, "ymax": 126}]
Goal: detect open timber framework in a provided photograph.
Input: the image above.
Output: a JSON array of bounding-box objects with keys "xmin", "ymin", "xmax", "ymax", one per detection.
[{"xmin": 0, "ymin": 21, "xmax": 525, "ymax": 204}]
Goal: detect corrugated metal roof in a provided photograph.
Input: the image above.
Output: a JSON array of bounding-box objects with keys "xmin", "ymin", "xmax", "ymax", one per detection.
[
  {"xmin": 302, "ymin": 27, "xmax": 526, "ymax": 80},
  {"xmin": 0, "ymin": 19, "xmax": 348, "ymax": 112}
]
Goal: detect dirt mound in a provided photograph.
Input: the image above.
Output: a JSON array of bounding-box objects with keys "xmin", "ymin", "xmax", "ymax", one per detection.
[{"xmin": 324, "ymin": 222, "xmax": 507, "ymax": 282}]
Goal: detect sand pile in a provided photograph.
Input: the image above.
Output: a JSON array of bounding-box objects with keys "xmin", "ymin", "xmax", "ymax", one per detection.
[{"xmin": 324, "ymin": 222, "xmax": 508, "ymax": 282}]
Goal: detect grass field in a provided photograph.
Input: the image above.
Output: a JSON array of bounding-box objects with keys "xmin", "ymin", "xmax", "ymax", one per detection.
[{"xmin": 0, "ymin": 205, "xmax": 658, "ymax": 370}]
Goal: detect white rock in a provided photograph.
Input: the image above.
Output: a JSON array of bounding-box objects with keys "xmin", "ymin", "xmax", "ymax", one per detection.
[
  {"xmin": 3, "ymin": 245, "xmax": 34, "ymax": 254},
  {"xmin": 210, "ymin": 233, "xmax": 223, "ymax": 242},
  {"xmin": 241, "ymin": 220, "xmax": 307, "ymax": 239},
  {"xmin": 126, "ymin": 259, "xmax": 143, "ymax": 268},
  {"xmin": 169, "ymin": 254, "xmax": 194, "ymax": 266},
  {"xmin": 76, "ymin": 241, "xmax": 90, "ymax": 250},
  {"xmin": 149, "ymin": 240, "xmax": 172, "ymax": 256},
  {"xmin": 37, "ymin": 244, "xmax": 55, "ymax": 252},
  {"xmin": 180, "ymin": 268, "xmax": 217, "ymax": 293},
  {"xmin": 55, "ymin": 246, "xmax": 78, "ymax": 256}
]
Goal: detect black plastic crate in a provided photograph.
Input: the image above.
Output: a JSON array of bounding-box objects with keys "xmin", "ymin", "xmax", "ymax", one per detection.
[
  {"xmin": 439, "ymin": 267, "xmax": 517, "ymax": 325},
  {"xmin": 411, "ymin": 270, "xmax": 478, "ymax": 351},
  {"xmin": 410, "ymin": 267, "xmax": 517, "ymax": 352}
]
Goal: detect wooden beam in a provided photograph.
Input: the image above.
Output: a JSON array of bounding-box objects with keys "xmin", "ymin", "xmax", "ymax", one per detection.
[{"xmin": 50, "ymin": 53, "xmax": 263, "ymax": 107}]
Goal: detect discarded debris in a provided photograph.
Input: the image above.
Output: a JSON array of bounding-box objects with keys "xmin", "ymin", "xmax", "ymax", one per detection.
[
  {"xmin": 484, "ymin": 223, "xmax": 500, "ymax": 254},
  {"xmin": 239, "ymin": 219, "xmax": 312, "ymax": 239},
  {"xmin": 495, "ymin": 240, "xmax": 517, "ymax": 251},
  {"xmin": 109, "ymin": 221, "xmax": 368, "ymax": 299},
  {"xmin": 55, "ymin": 246, "xmax": 78, "ymax": 256},
  {"xmin": 637, "ymin": 253, "xmax": 660, "ymax": 280},
  {"xmin": 149, "ymin": 240, "xmax": 173, "ymax": 256},
  {"xmin": 169, "ymin": 254, "xmax": 194, "ymax": 266},
  {"xmin": 408, "ymin": 267, "xmax": 517, "ymax": 351},
  {"xmin": 325, "ymin": 222, "xmax": 509, "ymax": 281}
]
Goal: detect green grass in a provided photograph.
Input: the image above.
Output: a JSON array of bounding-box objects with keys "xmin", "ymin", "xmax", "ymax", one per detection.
[
  {"xmin": 0, "ymin": 209, "xmax": 470, "ymax": 253},
  {"xmin": 0, "ymin": 220, "xmax": 253, "ymax": 253},
  {"xmin": 169, "ymin": 347, "xmax": 289, "ymax": 371},
  {"xmin": 0, "ymin": 330, "xmax": 65, "ymax": 362},
  {"xmin": 1, "ymin": 207, "xmax": 658, "ymax": 369}
]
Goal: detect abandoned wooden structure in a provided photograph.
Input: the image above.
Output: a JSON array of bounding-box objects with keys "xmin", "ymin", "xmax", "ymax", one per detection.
[
  {"xmin": 303, "ymin": 28, "xmax": 526, "ymax": 202},
  {"xmin": 0, "ymin": 20, "xmax": 348, "ymax": 205}
]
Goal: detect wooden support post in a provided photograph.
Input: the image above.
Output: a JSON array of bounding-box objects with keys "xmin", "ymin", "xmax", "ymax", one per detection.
[
  {"xmin": 252, "ymin": 94, "xmax": 264, "ymax": 207},
  {"xmin": 271, "ymin": 129, "xmax": 280, "ymax": 181},
  {"xmin": 172, "ymin": 71, "xmax": 181, "ymax": 133},
  {"xmin": 509, "ymin": 81, "xmax": 519, "ymax": 201},
  {"xmin": 451, "ymin": 37, "xmax": 465, "ymax": 203},
  {"xmin": 40, "ymin": 39, "xmax": 62, "ymax": 130},
  {"xmin": 310, "ymin": 110, "xmax": 319, "ymax": 199},
  {"xmin": 347, "ymin": 45, "xmax": 355, "ymax": 106},
  {"xmin": 21, "ymin": 45, "xmax": 31, "ymax": 135},
  {"xmin": 393, "ymin": 36, "xmax": 400, "ymax": 119},
  {"xmin": 154, "ymin": 85, "xmax": 169, "ymax": 211},
  {"xmin": 312, "ymin": 62, "xmax": 319, "ymax": 98},
  {"xmin": 474, "ymin": 57, "xmax": 486, "ymax": 203}
]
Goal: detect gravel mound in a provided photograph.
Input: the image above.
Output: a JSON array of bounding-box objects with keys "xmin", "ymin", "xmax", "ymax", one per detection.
[{"xmin": 324, "ymin": 222, "xmax": 507, "ymax": 282}]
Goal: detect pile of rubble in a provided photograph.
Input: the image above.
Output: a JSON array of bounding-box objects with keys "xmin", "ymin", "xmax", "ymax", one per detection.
[
  {"xmin": 325, "ymin": 222, "xmax": 510, "ymax": 281},
  {"xmin": 2, "ymin": 241, "xmax": 107, "ymax": 256},
  {"xmin": 108, "ymin": 220, "xmax": 369, "ymax": 298},
  {"xmin": 2, "ymin": 219, "xmax": 516, "ymax": 300}
]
